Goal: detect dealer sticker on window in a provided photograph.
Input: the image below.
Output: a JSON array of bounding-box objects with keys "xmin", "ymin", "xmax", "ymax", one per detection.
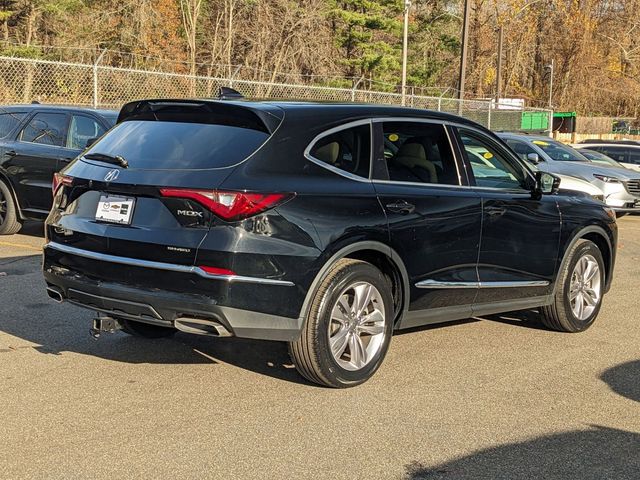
[{"xmin": 95, "ymin": 195, "xmax": 135, "ymax": 225}]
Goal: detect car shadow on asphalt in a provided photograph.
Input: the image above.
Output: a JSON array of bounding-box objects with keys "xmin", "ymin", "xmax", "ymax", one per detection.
[
  {"xmin": 481, "ymin": 309, "xmax": 551, "ymax": 331},
  {"xmin": 403, "ymin": 425, "xmax": 640, "ymax": 480},
  {"xmin": 0, "ymin": 254, "xmax": 313, "ymax": 385},
  {"xmin": 600, "ymin": 359, "xmax": 640, "ymax": 403}
]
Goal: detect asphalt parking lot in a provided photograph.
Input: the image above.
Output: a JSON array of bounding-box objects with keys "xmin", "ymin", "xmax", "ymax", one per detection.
[{"xmin": 1, "ymin": 219, "xmax": 639, "ymax": 479}]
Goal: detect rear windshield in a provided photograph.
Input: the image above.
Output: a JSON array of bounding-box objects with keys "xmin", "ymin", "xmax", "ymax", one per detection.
[{"xmin": 83, "ymin": 120, "xmax": 269, "ymax": 170}]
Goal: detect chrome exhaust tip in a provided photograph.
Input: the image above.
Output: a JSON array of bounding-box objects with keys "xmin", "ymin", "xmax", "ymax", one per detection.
[
  {"xmin": 174, "ymin": 317, "xmax": 233, "ymax": 337},
  {"xmin": 46, "ymin": 287, "xmax": 64, "ymax": 304}
]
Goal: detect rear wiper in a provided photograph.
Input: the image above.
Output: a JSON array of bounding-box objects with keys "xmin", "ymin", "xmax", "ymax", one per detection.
[{"xmin": 83, "ymin": 153, "xmax": 129, "ymax": 168}]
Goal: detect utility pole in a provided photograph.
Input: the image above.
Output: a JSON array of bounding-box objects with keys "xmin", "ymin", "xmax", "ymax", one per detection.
[
  {"xmin": 401, "ymin": 0, "xmax": 411, "ymax": 106},
  {"xmin": 457, "ymin": 0, "xmax": 471, "ymax": 115},
  {"xmin": 495, "ymin": 25, "xmax": 504, "ymax": 104}
]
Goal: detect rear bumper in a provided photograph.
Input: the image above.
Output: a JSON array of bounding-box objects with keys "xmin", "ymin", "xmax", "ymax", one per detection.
[{"xmin": 43, "ymin": 242, "xmax": 304, "ymax": 341}]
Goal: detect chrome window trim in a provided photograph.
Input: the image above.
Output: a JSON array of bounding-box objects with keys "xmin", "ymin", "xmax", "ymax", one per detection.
[
  {"xmin": 416, "ymin": 279, "xmax": 550, "ymax": 289},
  {"xmin": 304, "ymin": 118, "xmax": 374, "ymax": 184},
  {"xmin": 45, "ymin": 242, "xmax": 295, "ymax": 287},
  {"xmin": 372, "ymin": 179, "xmax": 474, "ymax": 190}
]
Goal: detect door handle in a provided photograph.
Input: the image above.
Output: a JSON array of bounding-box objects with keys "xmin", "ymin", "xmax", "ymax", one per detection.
[
  {"xmin": 5, "ymin": 150, "xmax": 17, "ymax": 157},
  {"xmin": 386, "ymin": 200, "xmax": 415, "ymax": 215},
  {"xmin": 59, "ymin": 157, "xmax": 73, "ymax": 163},
  {"xmin": 485, "ymin": 206, "xmax": 507, "ymax": 217}
]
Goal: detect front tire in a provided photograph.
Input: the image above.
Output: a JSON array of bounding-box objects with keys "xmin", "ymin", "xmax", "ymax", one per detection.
[
  {"xmin": 289, "ymin": 259, "xmax": 394, "ymax": 388},
  {"xmin": 119, "ymin": 319, "xmax": 177, "ymax": 338},
  {"xmin": 541, "ymin": 239, "xmax": 605, "ymax": 332},
  {"xmin": 0, "ymin": 180, "xmax": 22, "ymax": 235}
]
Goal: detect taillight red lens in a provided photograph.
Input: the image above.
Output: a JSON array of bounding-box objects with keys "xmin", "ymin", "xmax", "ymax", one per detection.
[
  {"xmin": 52, "ymin": 173, "xmax": 73, "ymax": 195},
  {"xmin": 159, "ymin": 189, "xmax": 293, "ymax": 221}
]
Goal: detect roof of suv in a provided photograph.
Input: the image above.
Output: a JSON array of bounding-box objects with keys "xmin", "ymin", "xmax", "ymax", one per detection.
[
  {"xmin": 580, "ymin": 139, "xmax": 640, "ymax": 146},
  {"xmin": 117, "ymin": 98, "xmax": 484, "ymax": 129}
]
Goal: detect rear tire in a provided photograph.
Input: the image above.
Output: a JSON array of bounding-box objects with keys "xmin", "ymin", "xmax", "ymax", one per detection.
[
  {"xmin": 541, "ymin": 239, "xmax": 605, "ymax": 332},
  {"xmin": 119, "ymin": 319, "xmax": 177, "ymax": 338},
  {"xmin": 0, "ymin": 180, "xmax": 22, "ymax": 235},
  {"xmin": 289, "ymin": 259, "xmax": 394, "ymax": 388}
]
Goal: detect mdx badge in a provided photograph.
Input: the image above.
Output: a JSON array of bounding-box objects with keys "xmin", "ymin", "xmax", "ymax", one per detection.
[
  {"xmin": 177, "ymin": 210, "xmax": 204, "ymax": 217},
  {"xmin": 104, "ymin": 169, "xmax": 120, "ymax": 182}
]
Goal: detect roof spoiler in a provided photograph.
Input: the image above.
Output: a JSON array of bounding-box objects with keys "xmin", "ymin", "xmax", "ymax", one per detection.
[{"xmin": 116, "ymin": 99, "xmax": 283, "ymax": 133}]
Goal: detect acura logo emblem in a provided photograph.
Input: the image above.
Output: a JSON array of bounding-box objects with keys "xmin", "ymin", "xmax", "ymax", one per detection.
[{"xmin": 104, "ymin": 169, "xmax": 120, "ymax": 182}]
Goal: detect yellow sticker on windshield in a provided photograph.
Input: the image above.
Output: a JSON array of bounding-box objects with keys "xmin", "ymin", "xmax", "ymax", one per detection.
[
  {"xmin": 532, "ymin": 140, "xmax": 550, "ymax": 146},
  {"xmin": 483, "ymin": 152, "xmax": 493, "ymax": 159},
  {"xmin": 389, "ymin": 134, "xmax": 399, "ymax": 142}
]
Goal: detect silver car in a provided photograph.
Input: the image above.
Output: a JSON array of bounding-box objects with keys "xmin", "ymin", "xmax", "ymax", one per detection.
[{"xmin": 499, "ymin": 133, "xmax": 640, "ymax": 214}]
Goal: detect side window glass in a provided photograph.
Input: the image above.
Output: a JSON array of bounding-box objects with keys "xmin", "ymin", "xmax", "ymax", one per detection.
[
  {"xmin": 505, "ymin": 139, "xmax": 536, "ymax": 161},
  {"xmin": 459, "ymin": 129, "xmax": 527, "ymax": 190},
  {"xmin": 67, "ymin": 115, "xmax": 106, "ymax": 149},
  {"xmin": 309, "ymin": 124, "xmax": 371, "ymax": 178},
  {"xmin": 600, "ymin": 147, "xmax": 626, "ymax": 163},
  {"xmin": 382, "ymin": 122, "xmax": 459, "ymax": 185},
  {"xmin": 0, "ymin": 112, "xmax": 26, "ymax": 138},
  {"xmin": 627, "ymin": 151, "xmax": 640, "ymax": 165},
  {"xmin": 20, "ymin": 112, "xmax": 67, "ymax": 147}
]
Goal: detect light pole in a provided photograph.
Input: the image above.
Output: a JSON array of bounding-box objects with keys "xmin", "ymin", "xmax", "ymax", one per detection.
[
  {"xmin": 457, "ymin": 0, "xmax": 471, "ymax": 114},
  {"xmin": 545, "ymin": 59, "xmax": 554, "ymax": 109},
  {"xmin": 401, "ymin": 0, "xmax": 411, "ymax": 106}
]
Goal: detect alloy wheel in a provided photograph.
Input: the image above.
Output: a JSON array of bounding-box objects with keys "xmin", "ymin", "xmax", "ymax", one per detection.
[
  {"xmin": 328, "ymin": 281, "xmax": 386, "ymax": 371},
  {"xmin": 569, "ymin": 254, "xmax": 601, "ymax": 321},
  {"xmin": 0, "ymin": 187, "xmax": 6, "ymax": 225}
]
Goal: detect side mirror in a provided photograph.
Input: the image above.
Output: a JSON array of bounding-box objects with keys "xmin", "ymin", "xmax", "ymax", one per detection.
[
  {"xmin": 527, "ymin": 152, "xmax": 541, "ymax": 164},
  {"xmin": 85, "ymin": 137, "xmax": 99, "ymax": 149},
  {"xmin": 535, "ymin": 171, "xmax": 561, "ymax": 197}
]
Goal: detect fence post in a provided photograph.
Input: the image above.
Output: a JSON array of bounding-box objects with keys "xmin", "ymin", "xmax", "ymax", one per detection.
[
  {"xmin": 93, "ymin": 49, "xmax": 107, "ymax": 108},
  {"xmin": 487, "ymin": 102, "xmax": 492, "ymax": 130},
  {"xmin": 351, "ymin": 76, "xmax": 364, "ymax": 102}
]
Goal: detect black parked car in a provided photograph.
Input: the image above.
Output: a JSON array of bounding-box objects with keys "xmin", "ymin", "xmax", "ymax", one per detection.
[
  {"xmin": 43, "ymin": 99, "xmax": 617, "ymax": 388},
  {"xmin": 0, "ymin": 104, "xmax": 117, "ymax": 234}
]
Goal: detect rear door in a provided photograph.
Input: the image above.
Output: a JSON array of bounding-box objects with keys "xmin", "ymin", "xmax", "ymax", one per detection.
[
  {"xmin": 371, "ymin": 119, "xmax": 482, "ymax": 329},
  {"xmin": 453, "ymin": 127, "xmax": 561, "ymax": 310},
  {"xmin": 9, "ymin": 111, "xmax": 71, "ymax": 212}
]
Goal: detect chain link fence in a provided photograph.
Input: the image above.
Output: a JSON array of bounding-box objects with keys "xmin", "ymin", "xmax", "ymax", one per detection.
[{"xmin": 0, "ymin": 55, "xmax": 552, "ymax": 132}]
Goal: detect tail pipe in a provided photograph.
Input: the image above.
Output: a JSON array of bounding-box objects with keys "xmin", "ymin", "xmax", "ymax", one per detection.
[
  {"xmin": 174, "ymin": 317, "xmax": 233, "ymax": 337},
  {"xmin": 46, "ymin": 286, "xmax": 64, "ymax": 303}
]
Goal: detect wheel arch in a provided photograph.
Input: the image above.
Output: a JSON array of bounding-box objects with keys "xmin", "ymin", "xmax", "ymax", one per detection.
[
  {"xmin": 297, "ymin": 241, "xmax": 410, "ymax": 329},
  {"xmin": 557, "ymin": 225, "xmax": 614, "ymax": 294},
  {"xmin": 0, "ymin": 169, "xmax": 24, "ymax": 219}
]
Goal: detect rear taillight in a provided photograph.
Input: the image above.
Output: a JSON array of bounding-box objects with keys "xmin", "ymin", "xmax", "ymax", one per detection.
[
  {"xmin": 159, "ymin": 189, "xmax": 293, "ymax": 221},
  {"xmin": 52, "ymin": 173, "xmax": 73, "ymax": 195}
]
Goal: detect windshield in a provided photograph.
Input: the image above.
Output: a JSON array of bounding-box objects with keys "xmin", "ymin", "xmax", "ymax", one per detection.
[
  {"xmin": 531, "ymin": 139, "xmax": 589, "ymax": 162},
  {"xmin": 83, "ymin": 120, "xmax": 269, "ymax": 170},
  {"xmin": 580, "ymin": 149, "xmax": 624, "ymax": 168}
]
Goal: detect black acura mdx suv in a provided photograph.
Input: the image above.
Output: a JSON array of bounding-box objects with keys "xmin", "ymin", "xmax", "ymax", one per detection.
[{"xmin": 43, "ymin": 99, "xmax": 617, "ymax": 387}]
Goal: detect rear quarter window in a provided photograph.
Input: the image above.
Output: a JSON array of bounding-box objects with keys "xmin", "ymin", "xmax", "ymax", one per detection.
[
  {"xmin": 83, "ymin": 120, "xmax": 270, "ymax": 170},
  {"xmin": 308, "ymin": 124, "xmax": 371, "ymax": 178},
  {"xmin": 0, "ymin": 112, "xmax": 26, "ymax": 138}
]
